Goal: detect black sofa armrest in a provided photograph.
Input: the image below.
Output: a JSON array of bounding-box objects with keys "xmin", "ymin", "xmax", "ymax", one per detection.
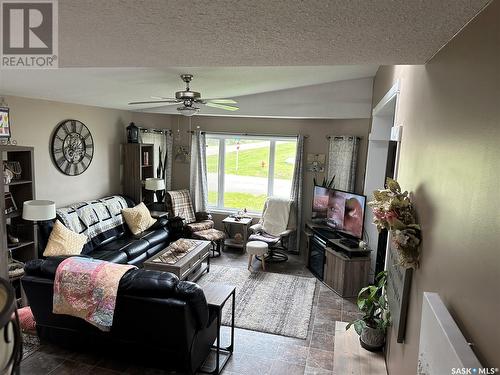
[
  {"xmin": 24, "ymin": 255, "xmax": 90, "ymax": 278},
  {"xmin": 148, "ymin": 217, "xmax": 168, "ymax": 231},
  {"xmin": 175, "ymin": 281, "xmax": 209, "ymax": 330}
]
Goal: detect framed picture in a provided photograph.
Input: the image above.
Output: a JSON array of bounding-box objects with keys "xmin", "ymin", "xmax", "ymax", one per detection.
[
  {"xmin": 0, "ymin": 107, "xmax": 11, "ymax": 138},
  {"xmin": 307, "ymin": 153, "xmax": 326, "ymax": 172},
  {"xmin": 4, "ymin": 192, "xmax": 17, "ymax": 215}
]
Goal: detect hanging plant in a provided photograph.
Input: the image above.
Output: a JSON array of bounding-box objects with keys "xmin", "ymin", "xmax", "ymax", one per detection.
[{"xmin": 368, "ymin": 178, "xmax": 421, "ymax": 269}]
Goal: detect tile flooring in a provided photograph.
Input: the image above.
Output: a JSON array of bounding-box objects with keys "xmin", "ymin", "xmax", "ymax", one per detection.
[{"xmin": 21, "ymin": 248, "xmax": 362, "ymax": 374}]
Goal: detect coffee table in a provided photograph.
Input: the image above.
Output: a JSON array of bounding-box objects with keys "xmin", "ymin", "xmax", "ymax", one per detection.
[{"xmin": 143, "ymin": 239, "xmax": 210, "ymax": 282}]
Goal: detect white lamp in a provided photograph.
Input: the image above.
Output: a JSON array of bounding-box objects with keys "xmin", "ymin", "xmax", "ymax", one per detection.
[
  {"xmin": 22, "ymin": 200, "xmax": 56, "ymax": 221},
  {"xmin": 145, "ymin": 178, "xmax": 165, "ymax": 192}
]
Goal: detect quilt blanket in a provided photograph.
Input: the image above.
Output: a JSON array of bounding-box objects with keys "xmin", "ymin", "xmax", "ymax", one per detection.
[{"xmin": 53, "ymin": 257, "xmax": 136, "ymax": 331}]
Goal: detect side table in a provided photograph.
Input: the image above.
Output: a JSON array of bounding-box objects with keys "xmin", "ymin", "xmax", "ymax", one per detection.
[
  {"xmin": 199, "ymin": 284, "xmax": 236, "ymax": 375},
  {"xmin": 222, "ymin": 216, "xmax": 252, "ymax": 251}
]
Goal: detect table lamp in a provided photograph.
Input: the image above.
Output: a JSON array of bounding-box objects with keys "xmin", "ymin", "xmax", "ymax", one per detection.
[
  {"xmin": 22, "ymin": 200, "xmax": 56, "ymax": 222},
  {"xmin": 22, "ymin": 200, "xmax": 56, "ymax": 257},
  {"xmin": 145, "ymin": 178, "xmax": 166, "ymax": 206}
]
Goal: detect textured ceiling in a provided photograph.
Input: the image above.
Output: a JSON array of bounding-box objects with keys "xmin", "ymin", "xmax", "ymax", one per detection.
[
  {"xmin": 0, "ymin": 66, "xmax": 377, "ymax": 118},
  {"xmin": 57, "ymin": 0, "xmax": 491, "ymax": 67}
]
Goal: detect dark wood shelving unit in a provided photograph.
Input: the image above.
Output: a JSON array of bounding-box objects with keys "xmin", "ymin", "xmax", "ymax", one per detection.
[
  {"xmin": 123, "ymin": 143, "xmax": 155, "ymax": 204},
  {"xmin": 1, "ymin": 146, "xmax": 37, "ymax": 289}
]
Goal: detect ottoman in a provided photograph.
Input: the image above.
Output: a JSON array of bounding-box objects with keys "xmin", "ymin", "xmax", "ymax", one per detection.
[
  {"xmin": 246, "ymin": 241, "xmax": 268, "ymax": 271},
  {"xmin": 192, "ymin": 228, "xmax": 225, "ymax": 258}
]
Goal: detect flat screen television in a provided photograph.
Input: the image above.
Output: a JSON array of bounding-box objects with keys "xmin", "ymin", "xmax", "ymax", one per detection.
[{"xmin": 312, "ymin": 186, "xmax": 366, "ymax": 240}]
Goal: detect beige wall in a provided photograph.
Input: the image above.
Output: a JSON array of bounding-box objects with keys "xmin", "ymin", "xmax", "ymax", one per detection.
[
  {"xmin": 3, "ymin": 96, "xmax": 170, "ymax": 207},
  {"xmin": 371, "ymin": 2, "xmax": 500, "ymax": 373},
  {"xmin": 170, "ymin": 116, "xmax": 370, "ymax": 230}
]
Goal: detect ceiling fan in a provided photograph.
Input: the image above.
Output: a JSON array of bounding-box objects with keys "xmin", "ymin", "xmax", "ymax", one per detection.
[{"xmin": 128, "ymin": 74, "xmax": 239, "ymax": 116}]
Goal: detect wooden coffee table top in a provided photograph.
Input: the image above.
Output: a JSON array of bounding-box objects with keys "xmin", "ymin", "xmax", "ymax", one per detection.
[{"xmin": 144, "ymin": 239, "xmax": 210, "ymax": 268}]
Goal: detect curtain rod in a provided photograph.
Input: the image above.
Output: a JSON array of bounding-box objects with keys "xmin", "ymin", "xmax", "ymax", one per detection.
[
  {"xmin": 188, "ymin": 130, "xmax": 309, "ymax": 138},
  {"xmin": 326, "ymin": 135, "xmax": 361, "ymax": 140},
  {"xmin": 139, "ymin": 127, "xmax": 172, "ymax": 135}
]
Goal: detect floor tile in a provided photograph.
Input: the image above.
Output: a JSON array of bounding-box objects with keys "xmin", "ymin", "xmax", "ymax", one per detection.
[
  {"xmin": 304, "ymin": 366, "xmax": 334, "ymax": 375},
  {"xmin": 306, "ymin": 348, "xmax": 334, "ymax": 371},
  {"xmin": 315, "ymin": 307, "xmax": 342, "ymax": 321},
  {"xmin": 312, "ymin": 319, "xmax": 336, "ymax": 336},
  {"xmin": 269, "ymin": 360, "xmax": 305, "ymax": 375},
  {"xmin": 223, "ymin": 352, "xmax": 273, "ymax": 375},
  {"xmin": 20, "ymin": 353, "xmax": 66, "ymax": 375},
  {"xmin": 275, "ymin": 343, "xmax": 309, "ymax": 366},
  {"xmin": 309, "ymin": 332, "xmax": 335, "ymax": 351},
  {"xmin": 48, "ymin": 359, "xmax": 94, "ymax": 374}
]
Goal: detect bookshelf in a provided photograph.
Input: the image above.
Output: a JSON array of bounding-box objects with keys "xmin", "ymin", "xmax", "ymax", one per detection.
[
  {"xmin": 123, "ymin": 143, "xmax": 155, "ymax": 204},
  {"xmin": 0, "ymin": 146, "xmax": 36, "ymax": 305}
]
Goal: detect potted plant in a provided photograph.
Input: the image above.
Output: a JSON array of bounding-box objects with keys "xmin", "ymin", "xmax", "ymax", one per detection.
[{"xmin": 346, "ymin": 271, "xmax": 390, "ymax": 351}]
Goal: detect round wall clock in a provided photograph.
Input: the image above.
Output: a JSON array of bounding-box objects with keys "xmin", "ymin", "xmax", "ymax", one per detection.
[{"xmin": 51, "ymin": 119, "xmax": 94, "ymax": 176}]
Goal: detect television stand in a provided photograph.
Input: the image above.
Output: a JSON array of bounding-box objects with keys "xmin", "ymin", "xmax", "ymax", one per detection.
[
  {"xmin": 339, "ymin": 238, "xmax": 360, "ymax": 249},
  {"xmin": 305, "ymin": 221, "xmax": 372, "ymax": 297}
]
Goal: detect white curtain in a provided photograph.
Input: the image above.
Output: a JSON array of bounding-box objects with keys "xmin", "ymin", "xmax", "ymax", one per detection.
[
  {"xmin": 289, "ymin": 135, "xmax": 304, "ymax": 253},
  {"xmin": 190, "ymin": 131, "xmax": 208, "ymax": 212},
  {"xmin": 139, "ymin": 129, "xmax": 173, "ymax": 191},
  {"xmin": 327, "ymin": 136, "xmax": 360, "ymax": 192}
]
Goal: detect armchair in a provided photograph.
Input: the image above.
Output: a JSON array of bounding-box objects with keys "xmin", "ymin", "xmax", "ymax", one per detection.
[
  {"xmin": 164, "ymin": 190, "xmax": 214, "ymax": 235},
  {"xmin": 165, "ymin": 190, "xmax": 225, "ymax": 257},
  {"xmin": 249, "ymin": 197, "xmax": 296, "ymax": 263}
]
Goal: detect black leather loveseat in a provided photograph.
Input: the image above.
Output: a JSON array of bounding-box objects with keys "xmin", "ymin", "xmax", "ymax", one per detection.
[
  {"xmin": 38, "ymin": 195, "xmax": 171, "ymax": 266},
  {"xmin": 22, "ymin": 257, "xmax": 218, "ymax": 374}
]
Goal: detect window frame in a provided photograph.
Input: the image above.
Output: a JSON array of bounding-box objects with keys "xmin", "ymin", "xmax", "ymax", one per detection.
[{"xmin": 205, "ymin": 133, "xmax": 297, "ymax": 213}]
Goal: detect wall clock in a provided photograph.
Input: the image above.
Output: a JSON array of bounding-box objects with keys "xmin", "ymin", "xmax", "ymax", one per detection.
[{"xmin": 51, "ymin": 119, "xmax": 94, "ymax": 176}]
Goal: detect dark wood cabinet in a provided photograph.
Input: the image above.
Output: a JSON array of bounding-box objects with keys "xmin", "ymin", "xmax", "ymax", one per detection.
[
  {"xmin": 324, "ymin": 246, "xmax": 370, "ymax": 298},
  {"xmin": 306, "ymin": 221, "xmax": 371, "ymax": 298},
  {"xmin": 122, "ymin": 143, "xmax": 155, "ymax": 204}
]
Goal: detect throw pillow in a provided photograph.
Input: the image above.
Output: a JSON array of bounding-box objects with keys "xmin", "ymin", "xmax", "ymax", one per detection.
[
  {"xmin": 122, "ymin": 202, "xmax": 157, "ymax": 235},
  {"xmin": 43, "ymin": 220, "xmax": 87, "ymax": 257}
]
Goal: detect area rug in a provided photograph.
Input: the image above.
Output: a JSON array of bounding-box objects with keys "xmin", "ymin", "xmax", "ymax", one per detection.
[{"xmin": 198, "ymin": 265, "xmax": 317, "ymax": 339}]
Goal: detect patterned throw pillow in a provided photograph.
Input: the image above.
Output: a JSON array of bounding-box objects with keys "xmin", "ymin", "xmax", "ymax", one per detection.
[
  {"xmin": 43, "ymin": 220, "xmax": 87, "ymax": 257},
  {"xmin": 121, "ymin": 202, "xmax": 157, "ymax": 235}
]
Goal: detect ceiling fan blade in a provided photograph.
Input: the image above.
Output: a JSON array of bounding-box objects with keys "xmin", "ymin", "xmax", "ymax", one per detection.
[
  {"xmin": 206, "ymin": 99, "xmax": 237, "ymax": 104},
  {"xmin": 150, "ymin": 96, "xmax": 177, "ymax": 101},
  {"xmin": 206, "ymin": 102, "xmax": 239, "ymax": 111},
  {"xmin": 128, "ymin": 100, "xmax": 180, "ymax": 105}
]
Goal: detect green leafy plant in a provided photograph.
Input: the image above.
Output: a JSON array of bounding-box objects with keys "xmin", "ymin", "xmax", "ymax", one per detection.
[
  {"xmin": 346, "ymin": 271, "xmax": 390, "ymax": 335},
  {"xmin": 313, "ymin": 175, "xmax": 335, "ymax": 189}
]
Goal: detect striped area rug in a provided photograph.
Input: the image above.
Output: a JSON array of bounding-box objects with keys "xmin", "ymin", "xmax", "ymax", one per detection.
[{"xmin": 198, "ymin": 265, "xmax": 317, "ymax": 339}]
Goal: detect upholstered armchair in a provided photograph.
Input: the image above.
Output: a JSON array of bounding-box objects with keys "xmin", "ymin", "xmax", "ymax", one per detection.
[
  {"xmin": 249, "ymin": 198, "xmax": 296, "ymax": 262},
  {"xmin": 164, "ymin": 190, "xmax": 214, "ymax": 236}
]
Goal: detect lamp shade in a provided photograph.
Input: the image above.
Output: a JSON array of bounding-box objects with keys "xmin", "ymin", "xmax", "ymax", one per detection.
[
  {"xmin": 145, "ymin": 178, "xmax": 165, "ymax": 191},
  {"xmin": 22, "ymin": 200, "xmax": 56, "ymax": 221}
]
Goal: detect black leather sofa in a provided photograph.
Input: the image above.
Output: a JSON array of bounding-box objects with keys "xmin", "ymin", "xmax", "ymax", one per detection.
[
  {"xmin": 38, "ymin": 195, "xmax": 173, "ymax": 266},
  {"xmin": 22, "ymin": 257, "xmax": 218, "ymax": 374}
]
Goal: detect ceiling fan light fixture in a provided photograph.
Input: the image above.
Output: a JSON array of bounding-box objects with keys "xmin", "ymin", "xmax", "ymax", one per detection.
[{"xmin": 177, "ymin": 106, "xmax": 199, "ymax": 117}]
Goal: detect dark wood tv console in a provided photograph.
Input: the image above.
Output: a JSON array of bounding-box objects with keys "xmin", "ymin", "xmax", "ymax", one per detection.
[{"xmin": 305, "ymin": 221, "xmax": 372, "ymax": 298}]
